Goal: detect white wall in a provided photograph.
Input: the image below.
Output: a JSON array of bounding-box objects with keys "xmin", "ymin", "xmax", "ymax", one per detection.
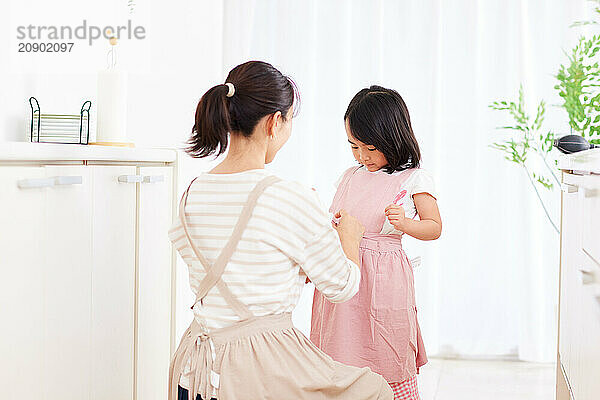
[{"xmin": 2, "ymin": 0, "xmax": 224, "ymax": 149}]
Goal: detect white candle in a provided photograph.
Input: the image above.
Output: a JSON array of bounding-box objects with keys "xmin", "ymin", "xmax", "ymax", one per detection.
[{"xmin": 96, "ymin": 69, "xmax": 128, "ymax": 143}]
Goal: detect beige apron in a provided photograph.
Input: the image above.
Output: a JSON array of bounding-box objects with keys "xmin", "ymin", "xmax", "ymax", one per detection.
[{"xmin": 169, "ymin": 175, "xmax": 393, "ymax": 400}]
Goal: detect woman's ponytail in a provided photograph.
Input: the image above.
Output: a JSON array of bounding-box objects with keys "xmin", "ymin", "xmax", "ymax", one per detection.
[
  {"xmin": 185, "ymin": 84, "xmax": 232, "ymax": 158},
  {"xmin": 183, "ymin": 61, "xmax": 300, "ymax": 159}
]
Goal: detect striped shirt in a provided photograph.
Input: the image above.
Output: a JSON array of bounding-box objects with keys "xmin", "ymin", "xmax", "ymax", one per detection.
[{"xmin": 168, "ymin": 168, "xmax": 360, "ymax": 332}]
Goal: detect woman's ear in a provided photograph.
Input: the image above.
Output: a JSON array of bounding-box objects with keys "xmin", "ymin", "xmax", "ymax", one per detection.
[{"xmin": 267, "ymin": 111, "xmax": 282, "ymax": 138}]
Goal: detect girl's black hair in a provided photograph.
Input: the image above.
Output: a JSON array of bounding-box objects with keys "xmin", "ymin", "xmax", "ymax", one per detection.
[
  {"xmin": 185, "ymin": 61, "xmax": 300, "ymax": 158},
  {"xmin": 344, "ymin": 85, "xmax": 421, "ymax": 173}
]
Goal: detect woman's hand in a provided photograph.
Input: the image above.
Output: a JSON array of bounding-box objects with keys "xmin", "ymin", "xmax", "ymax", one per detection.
[
  {"xmin": 384, "ymin": 204, "xmax": 407, "ymax": 231},
  {"xmin": 331, "ymin": 209, "xmax": 364, "ymax": 267},
  {"xmin": 333, "ymin": 209, "xmax": 365, "ymax": 242}
]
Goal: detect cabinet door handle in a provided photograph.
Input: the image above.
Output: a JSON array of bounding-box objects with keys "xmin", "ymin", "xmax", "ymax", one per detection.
[
  {"xmin": 17, "ymin": 178, "xmax": 55, "ymax": 189},
  {"xmin": 118, "ymin": 175, "xmax": 143, "ymax": 183},
  {"xmin": 142, "ymin": 175, "xmax": 165, "ymax": 183},
  {"xmin": 560, "ymin": 183, "xmax": 578, "ymax": 193},
  {"xmin": 53, "ymin": 175, "xmax": 83, "ymax": 186},
  {"xmin": 582, "ymin": 187, "xmax": 598, "ymax": 198}
]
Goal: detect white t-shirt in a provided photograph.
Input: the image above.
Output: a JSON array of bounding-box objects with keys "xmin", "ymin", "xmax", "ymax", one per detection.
[{"xmin": 333, "ymin": 166, "xmax": 437, "ymax": 235}]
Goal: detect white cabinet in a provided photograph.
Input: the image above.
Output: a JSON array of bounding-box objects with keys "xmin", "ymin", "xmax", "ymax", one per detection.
[
  {"xmin": 0, "ymin": 166, "xmax": 47, "ymax": 400},
  {"xmin": 0, "ymin": 143, "xmax": 177, "ymax": 400},
  {"xmin": 575, "ymin": 173, "xmax": 600, "ymax": 400},
  {"xmin": 44, "ymin": 165, "xmax": 93, "ymax": 398},
  {"xmin": 137, "ymin": 166, "xmax": 174, "ymax": 400},
  {"xmin": 557, "ymin": 149, "xmax": 600, "ymax": 400},
  {"xmin": 91, "ymin": 166, "xmax": 137, "ymax": 400}
]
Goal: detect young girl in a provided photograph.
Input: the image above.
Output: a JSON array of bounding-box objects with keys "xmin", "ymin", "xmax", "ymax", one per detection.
[{"xmin": 311, "ymin": 86, "xmax": 442, "ymax": 400}]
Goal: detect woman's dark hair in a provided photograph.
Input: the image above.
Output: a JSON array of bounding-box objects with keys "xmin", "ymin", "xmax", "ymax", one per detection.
[
  {"xmin": 344, "ymin": 85, "xmax": 421, "ymax": 173},
  {"xmin": 185, "ymin": 61, "xmax": 300, "ymax": 158}
]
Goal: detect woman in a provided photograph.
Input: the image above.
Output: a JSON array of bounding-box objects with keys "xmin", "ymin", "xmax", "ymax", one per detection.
[{"xmin": 167, "ymin": 61, "xmax": 393, "ymax": 400}]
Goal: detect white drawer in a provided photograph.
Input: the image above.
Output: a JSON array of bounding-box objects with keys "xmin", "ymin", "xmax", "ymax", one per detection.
[
  {"xmin": 578, "ymin": 251, "xmax": 600, "ymax": 400},
  {"xmin": 580, "ymin": 174, "xmax": 600, "ymax": 266},
  {"xmin": 563, "ymin": 173, "xmax": 600, "ymax": 265}
]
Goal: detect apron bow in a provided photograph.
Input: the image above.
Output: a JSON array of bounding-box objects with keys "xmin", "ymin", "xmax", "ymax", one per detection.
[
  {"xmin": 189, "ymin": 330, "xmax": 214, "ymax": 400},
  {"xmin": 170, "ymin": 326, "xmax": 215, "ymax": 400}
]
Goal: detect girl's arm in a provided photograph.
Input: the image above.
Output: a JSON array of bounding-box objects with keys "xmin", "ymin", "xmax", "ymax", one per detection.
[{"xmin": 384, "ymin": 192, "xmax": 442, "ymax": 240}]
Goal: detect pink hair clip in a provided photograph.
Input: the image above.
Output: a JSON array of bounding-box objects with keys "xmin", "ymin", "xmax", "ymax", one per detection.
[{"xmin": 393, "ymin": 189, "xmax": 407, "ymax": 206}]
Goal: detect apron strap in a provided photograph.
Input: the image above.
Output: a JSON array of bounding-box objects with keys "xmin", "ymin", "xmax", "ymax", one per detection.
[
  {"xmin": 179, "ymin": 174, "xmax": 282, "ymax": 319},
  {"xmin": 179, "ymin": 176, "xmax": 250, "ymax": 317},
  {"xmin": 194, "ymin": 175, "xmax": 282, "ymax": 300},
  {"xmin": 328, "ymin": 165, "xmax": 361, "ymax": 215}
]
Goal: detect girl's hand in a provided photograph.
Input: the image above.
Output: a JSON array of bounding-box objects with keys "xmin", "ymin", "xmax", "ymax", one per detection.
[{"xmin": 385, "ymin": 204, "xmax": 406, "ymax": 231}]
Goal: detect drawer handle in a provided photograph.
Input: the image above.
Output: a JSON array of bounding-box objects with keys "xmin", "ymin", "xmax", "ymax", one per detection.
[
  {"xmin": 17, "ymin": 178, "xmax": 54, "ymax": 189},
  {"xmin": 580, "ymin": 268, "xmax": 599, "ymax": 285},
  {"xmin": 53, "ymin": 175, "xmax": 83, "ymax": 186},
  {"xmin": 142, "ymin": 175, "xmax": 165, "ymax": 183},
  {"xmin": 560, "ymin": 183, "xmax": 578, "ymax": 193},
  {"xmin": 118, "ymin": 175, "xmax": 143, "ymax": 183}
]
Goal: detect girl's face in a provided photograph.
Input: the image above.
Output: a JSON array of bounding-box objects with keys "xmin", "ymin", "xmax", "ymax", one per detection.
[
  {"xmin": 345, "ymin": 119, "xmax": 388, "ymax": 172},
  {"xmin": 265, "ymin": 107, "xmax": 293, "ymax": 164}
]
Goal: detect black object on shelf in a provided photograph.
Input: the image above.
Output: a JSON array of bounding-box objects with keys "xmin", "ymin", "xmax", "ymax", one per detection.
[
  {"xmin": 29, "ymin": 96, "xmax": 92, "ymax": 145},
  {"xmin": 553, "ymin": 134, "xmax": 598, "ymax": 154}
]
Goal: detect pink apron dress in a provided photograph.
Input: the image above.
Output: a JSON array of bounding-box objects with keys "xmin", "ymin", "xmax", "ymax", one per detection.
[
  {"xmin": 311, "ymin": 166, "xmax": 428, "ymax": 385},
  {"xmin": 169, "ymin": 174, "xmax": 394, "ymax": 400}
]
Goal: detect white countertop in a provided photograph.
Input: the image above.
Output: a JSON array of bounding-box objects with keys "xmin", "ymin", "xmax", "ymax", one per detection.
[
  {"xmin": 0, "ymin": 141, "xmax": 177, "ymax": 163},
  {"xmin": 558, "ymin": 148, "xmax": 600, "ymax": 174}
]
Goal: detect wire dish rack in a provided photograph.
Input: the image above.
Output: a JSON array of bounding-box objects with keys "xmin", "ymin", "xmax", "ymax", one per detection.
[{"xmin": 29, "ymin": 97, "xmax": 92, "ymax": 144}]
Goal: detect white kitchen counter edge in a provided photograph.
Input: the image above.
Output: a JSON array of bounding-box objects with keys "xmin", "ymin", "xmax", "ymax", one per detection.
[
  {"xmin": 558, "ymin": 148, "xmax": 600, "ymax": 174},
  {"xmin": 0, "ymin": 141, "xmax": 177, "ymax": 162}
]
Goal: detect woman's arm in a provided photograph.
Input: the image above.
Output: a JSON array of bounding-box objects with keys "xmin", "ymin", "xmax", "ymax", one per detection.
[
  {"xmin": 384, "ymin": 192, "xmax": 442, "ymax": 240},
  {"xmin": 287, "ymin": 186, "xmax": 361, "ymax": 302},
  {"xmin": 300, "ymin": 221, "xmax": 362, "ymax": 303}
]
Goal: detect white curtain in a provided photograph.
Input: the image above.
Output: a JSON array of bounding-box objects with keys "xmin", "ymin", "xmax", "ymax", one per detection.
[{"xmin": 214, "ymin": 0, "xmax": 596, "ymax": 363}]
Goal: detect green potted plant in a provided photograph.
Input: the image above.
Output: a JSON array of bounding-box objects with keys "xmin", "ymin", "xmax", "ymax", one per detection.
[{"xmin": 489, "ymin": 0, "xmax": 600, "ymax": 233}]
